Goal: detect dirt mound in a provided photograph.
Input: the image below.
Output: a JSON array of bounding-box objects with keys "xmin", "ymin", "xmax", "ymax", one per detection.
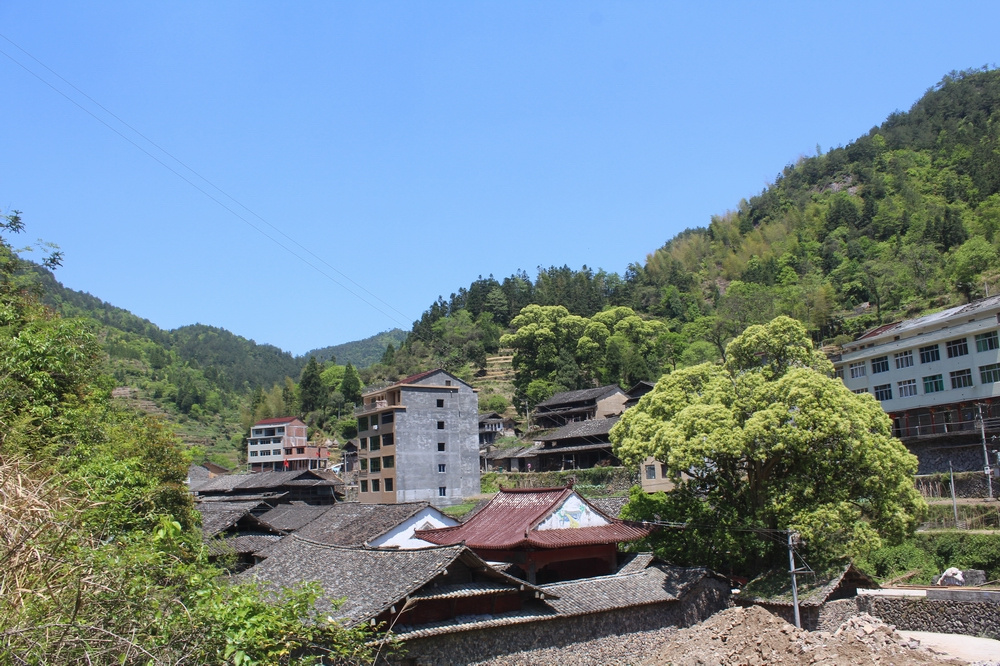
[{"xmin": 643, "ymin": 606, "xmax": 964, "ymax": 665}]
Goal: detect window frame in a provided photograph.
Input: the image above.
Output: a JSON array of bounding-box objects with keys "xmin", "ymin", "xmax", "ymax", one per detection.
[
  {"xmin": 923, "ymin": 374, "xmax": 944, "ymax": 393},
  {"xmin": 871, "ymin": 356, "xmax": 889, "ymax": 374},
  {"xmin": 976, "ymin": 331, "xmax": 999, "ymax": 353},
  {"xmin": 919, "ymin": 345, "xmax": 941, "ymax": 364},
  {"xmin": 950, "ymin": 369, "xmax": 973, "ymax": 389},
  {"xmin": 873, "ymin": 384, "xmax": 892, "ymax": 401},
  {"xmin": 946, "ymin": 338, "xmax": 970, "ymax": 358},
  {"xmin": 897, "ymin": 379, "xmax": 918, "ymax": 397}
]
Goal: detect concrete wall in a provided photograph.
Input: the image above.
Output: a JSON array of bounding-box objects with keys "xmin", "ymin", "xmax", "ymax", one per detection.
[
  {"xmin": 395, "ymin": 577, "xmax": 731, "ymax": 666},
  {"xmin": 395, "ymin": 374, "xmax": 480, "ymax": 507}
]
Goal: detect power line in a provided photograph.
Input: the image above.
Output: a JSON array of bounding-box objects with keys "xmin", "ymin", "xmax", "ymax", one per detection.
[{"xmin": 0, "ymin": 33, "xmax": 416, "ymax": 332}]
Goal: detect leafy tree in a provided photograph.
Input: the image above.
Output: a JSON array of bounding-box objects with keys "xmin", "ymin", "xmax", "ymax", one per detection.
[
  {"xmin": 611, "ymin": 317, "xmax": 925, "ymax": 574},
  {"xmin": 340, "ymin": 363, "xmax": 363, "ymax": 406},
  {"xmin": 298, "ymin": 356, "xmax": 325, "ymax": 413}
]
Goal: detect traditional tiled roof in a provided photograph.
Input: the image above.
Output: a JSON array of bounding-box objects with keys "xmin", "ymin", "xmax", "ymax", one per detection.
[
  {"xmin": 196, "ymin": 500, "xmax": 273, "ymax": 535},
  {"xmin": 206, "ymin": 534, "xmax": 283, "ymax": 556},
  {"xmin": 541, "ymin": 564, "xmax": 714, "ymax": 616},
  {"xmin": 416, "ymin": 486, "xmax": 652, "ymax": 550},
  {"xmin": 257, "ymin": 504, "xmax": 335, "ymax": 532},
  {"xmin": 241, "ymin": 538, "xmax": 550, "ymax": 626},
  {"xmin": 194, "ymin": 470, "xmax": 341, "ymax": 494},
  {"xmin": 392, "ymin": 563, "xmax": 716, "ymax": 641},
  {"xmin": 740, "ymin": 564, "xmax": 879, "ymax": 607},
  {"xmin": 536, "ymin": 417, "xmax": 619, "ymax": 443},
  {"xmin": 615, "ymin": 552, "xmax": 655, "ymax": 574},
  {"xmin": 261, "ymin": 502, "xmax": 440, "ymax": 549},
  {"xmin": 536, "ymin": 385, "xmax": 623, "ymax": 409},
  {"xmin": 590, "ymin": 496, "xmax": 629, "ymax": 519}
]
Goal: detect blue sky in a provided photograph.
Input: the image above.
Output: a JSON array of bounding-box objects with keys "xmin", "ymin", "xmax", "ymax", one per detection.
[{"xmin": 2, "ymin": 2, "xmax": 998, "ymax": 355}]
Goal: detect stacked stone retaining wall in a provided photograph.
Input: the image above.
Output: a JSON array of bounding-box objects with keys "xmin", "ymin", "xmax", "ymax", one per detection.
[{"xmin": 857, "ymin": 593, "xmax": 1000, "ymax": 640}]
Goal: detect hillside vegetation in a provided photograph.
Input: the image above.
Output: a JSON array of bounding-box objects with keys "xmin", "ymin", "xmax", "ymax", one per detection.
[{"xmin": 364, "ymin": 67, "xmax": 1000, "ymax": 412}]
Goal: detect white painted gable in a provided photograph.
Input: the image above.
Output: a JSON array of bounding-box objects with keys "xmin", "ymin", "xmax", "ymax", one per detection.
[
  {"xmin": 366, "ymin": 506, "xmax": 460, "ymax": 549},
  {"xmin": 535, "ymin": 492, "xmax": 610, "ymax": 531}
]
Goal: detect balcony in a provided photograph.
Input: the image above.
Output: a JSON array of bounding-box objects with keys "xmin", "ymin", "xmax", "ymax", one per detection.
[{"xmin": 354, "ymin": 399, "xmax": 401, "ymax": 416}]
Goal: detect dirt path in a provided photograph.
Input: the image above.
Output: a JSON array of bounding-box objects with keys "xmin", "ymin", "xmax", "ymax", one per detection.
[{"xmin": 900, "ymin": 631, "xmax": 1000, "ymax": 663}]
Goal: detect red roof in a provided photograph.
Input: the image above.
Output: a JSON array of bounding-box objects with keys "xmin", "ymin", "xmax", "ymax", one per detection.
[
  {"xmin": 395, "ymin": 369, "xmax": 441, "ymax": 386},
  {"xmin": 416, "ymin": 486, "xmax": 652, "ymax": 550},
  {"xmin": 253, "ymin": 416, "xmax": 303, "ymax": 426}
]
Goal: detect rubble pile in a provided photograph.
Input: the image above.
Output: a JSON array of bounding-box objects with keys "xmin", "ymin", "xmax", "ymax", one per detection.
[{"xmin": 644, "ymin": 606, "xmax": 964, "ymax": 666}]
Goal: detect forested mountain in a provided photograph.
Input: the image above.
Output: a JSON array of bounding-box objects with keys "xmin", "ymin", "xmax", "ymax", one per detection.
[
  {"xmin": 306, "ymin": 328, "xmax": 408, "ymax": 368},
  {"xmin": 13, "ymin": 67, "xmax": 1000, "ymax": 456},
  {"xmin": 367, "ymin": 68, "xmax": 1000, "ymax": 411}
]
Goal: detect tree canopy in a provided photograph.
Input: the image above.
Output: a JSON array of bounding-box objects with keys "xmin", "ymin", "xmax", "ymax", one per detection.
[{"xmin": 611, "ymin": 316, "xmax": 925, "ymax": 574}]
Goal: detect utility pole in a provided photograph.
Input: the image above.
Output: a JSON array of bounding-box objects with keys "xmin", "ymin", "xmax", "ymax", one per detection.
[
  {"xmin": 787, "ymin": 530, "xmax": 803, "ymax": 629},
  {"xmin": 977, "ymin": 403, "xmax": 993, "ymax": 500},
  {"xmin": 950, "ymin": 461, "xmax": 959, "ymax": 527}
]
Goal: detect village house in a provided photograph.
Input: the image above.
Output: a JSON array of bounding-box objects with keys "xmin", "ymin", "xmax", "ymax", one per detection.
[
  {"xmin": 355, "ymin": 369, "xmax": 480, "ymax": 506},
  {"xmin": 532, "ymin": 385, "xmax": 627, "ymax": 428},
  {"xmin": 191, "ymin": 469, "xmax": 344, "ymax": 505},
  {"xmin": 415, "ymin": 484, "xmax": 653, "ymax": 584},
  {"xmin": 246, "ymin": 416, "xmax": 331, "ymax": 472}
]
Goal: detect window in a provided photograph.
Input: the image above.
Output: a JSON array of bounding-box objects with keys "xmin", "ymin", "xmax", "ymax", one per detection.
[
  {"xmin": 296, "ymin": 447, "xmax": 305, "ymax": 454},
  {"xmin": 849, "ymin": 362, "xmax": 866, "ymax": 379},
  {"xmin": 950, "ymin": 369, "xmax": 973, "ymax": 389},
  {"xmin": 360, "ymin": 459, "xmax": 368, "ymax": 471},
  {"xmin": 919, "ymin": 345, "xmax": 940, "ymax": 364},
  {"xmin": 923, "ymin": 374, "xmax": 944, "ymax": 393},
  {"xmin": 370, "ymin": 458, "xmax": 381, "ymax": 473},
  {"xmin": 358, "ymin": 416, "xmax": 368, "ymax": 431},
  {"xmin": 661, "ymin": 464, "xmax": 668, "ymax": 477},
  {"xmin": 871, "ymin": 356, "xmax": 889, "ymax": 374},
  {"xmin": 370, "ymin": 435, "xmax": 380, "ymax": 451},
  {"xmin": 381, "ymin": 433, "xmax": 394, "ymax": 447},
  {"xmin": 894, "ymin": 350, "xmax": 913, "ymax": 369},
  {"xmin": 284, "ymin": 448, "xmax": 292, "ymax": 455},
  {"xmin": 359, "ymin": 437, "xmax": 367, "ymax": 450},
  {"xmin": 382, "ymin": 455, "xmax": 394, "ymax": 468},
  {"xmin": 249, "ymin": 450, "xmax": 258, "ymax": 457},
  {"xmin": 437, "ymin": 421, "xmax": 445, "ymax": 430},
  {"xmin": 272, "ymin": 449, "xmax": 281, "ymax": 455},
  {"xmin": 835, "ymin": 367, "xmax": 844, "ymax": 380},
  {"xmin": 438, "ymin": 464, "xmax": 446, "ymax": 473},
  {"xmin": 645, "ymin": 465, "xmax": 656, "ymax": 480},
  {"xmin": 873, "ymin": 384, "xmax": 892, "ymax": 401},
  {"xmin": 946, "ymin": 338, "xmax": 969, "ymax": 358},
  {"xmin": 438, "ymin": 442, "xmax": 446, "ymax": 451},
  {"xmin": 981, "ymin": 363, "xmax": 1000, "ymax": 384},
  {"xmin": 852, "ymin": 388, "xmax": 867, "ymax": 394},
  {"xmin": 436, "ymin": 399, "xmax": 444, "ymax": 408},
  {"xmin": 360, "ymin": 480, "xmax": 368, "ymax": 493},
  {"xmin": 276, "ymin": 427, "xmax": 284, "ymax": 434},
  {"xmin": 898, "ymin": 379, "xmax": 918, "ymax": 397},
  {"xmin": 438, "ymin": 487, "xmax": 447, "ymax": 497},
  {"xmin": 381, "ymin": 412, "xmax": 393, "ymax": 424},
  {"xmin": 384, "ymin": 478, "xmax": 393, "ymax": 492},
  {"xmin": 445, "ymin": 380, "xmax": 452, "ymax": 386},
  {"xmin": 371, "ymin": 479, "xmax": 380, "ymax": 492},
  {"xmin": 976, "ymin": 331, "xmax": 999, "ymax": 352}
]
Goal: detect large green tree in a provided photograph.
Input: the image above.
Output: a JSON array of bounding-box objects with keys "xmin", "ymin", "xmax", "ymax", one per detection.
[{"xmin": 611, "ymin": 316, "xmax": 925, "ymax": 574}]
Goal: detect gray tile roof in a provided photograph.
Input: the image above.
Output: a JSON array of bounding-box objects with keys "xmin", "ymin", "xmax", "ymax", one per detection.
[
  {"xmin": 195, "ymin": 470, "xmax": 340, "ymax": 494},
  {"xmin": 536, "ymin": 385, "xmax": 623, "ymax": 409},
  {"xmin": 240, "ymin": 538, "xmax": 547, "ymax": 626},
  {"xmin": 541, "ymin": 564, "xmax": 713, "ymax": 616},
  {"xmin": 391, "ymin": 563, "xmax": 715, "ymax": 641},
  {"xmin": 536, "ymin": 416, "xmax": 619, "ymax": 443},
  {"xmin": 259, "ymin": 502, "xmax": 436, "ymax": 549},
  {"xmin": 257, "ymin": 504, "xmax": 335, "ymax": 532},
  {"xmin": 590, "ymin": 496, "xmax": 629, "ymax": 519},
  {"xmin": 206, "ymin": 534, "xmax": 284, "ymax": 556}
]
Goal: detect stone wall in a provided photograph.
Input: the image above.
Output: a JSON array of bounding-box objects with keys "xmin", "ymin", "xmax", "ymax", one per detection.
[
  {"xmin": 907, "ymin": 440, "xmax": 989, "ymax": 475},
  {"xmin": 396, "ymin": 577, "xmax": 731, "ymax": 665},
  {"xmin": 857, "ymin": 594, "xmax": 1000, "ymax": 640}
]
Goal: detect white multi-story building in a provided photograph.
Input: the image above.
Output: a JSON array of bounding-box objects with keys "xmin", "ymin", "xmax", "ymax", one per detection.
[{"xmin": 834, "ymin": 295, "xmax": 1000, "ymax": 440}]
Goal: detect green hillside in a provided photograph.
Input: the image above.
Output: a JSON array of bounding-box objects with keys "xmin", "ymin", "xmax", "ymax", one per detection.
[
  {"xmin": 305, "ymin": 328, "xmax": 408, "ymax": 368},
  {"xmin": 369, "ymin": 67, "xmax": 1000, "ymax": 411}
]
